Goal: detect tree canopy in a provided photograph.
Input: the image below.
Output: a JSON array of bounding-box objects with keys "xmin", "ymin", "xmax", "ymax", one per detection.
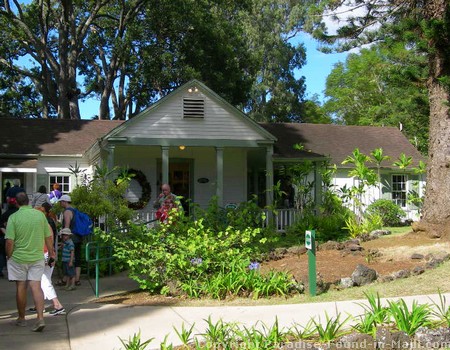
[
  {"xmin": 324, "ymin": 43, "xmax": 429, "ymax": 154},
  {"xmin": 0, "ymin": 0, "xmax": 312, "ymax": 121}
]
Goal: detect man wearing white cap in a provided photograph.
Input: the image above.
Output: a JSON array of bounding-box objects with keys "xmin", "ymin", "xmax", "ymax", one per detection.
[{"xmin": 58, "ymin": 195, "xmax": 82, "ymax": 285}]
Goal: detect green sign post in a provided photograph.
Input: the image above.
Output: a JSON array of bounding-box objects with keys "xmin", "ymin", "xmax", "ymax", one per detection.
[{"xmin": 305, "ymin": 230, "xmax": 316, "ymax": 296}]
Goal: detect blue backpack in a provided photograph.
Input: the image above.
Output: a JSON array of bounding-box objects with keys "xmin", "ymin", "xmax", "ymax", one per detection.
[{"xmin": 68, "ymin": 208, "xmax": 93, "ymax": 236}]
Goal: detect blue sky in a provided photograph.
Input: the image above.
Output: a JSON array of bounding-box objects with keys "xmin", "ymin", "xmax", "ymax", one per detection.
[
  {"xmin": 297, "ymin": 33, "xmax": 348, "ymax": 102},
  {"xmin": 79, "ymin": 33, "xmax": 349, "ymax": 119}
]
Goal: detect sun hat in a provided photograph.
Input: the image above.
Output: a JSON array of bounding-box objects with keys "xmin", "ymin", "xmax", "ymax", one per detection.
[
  {"xmin": 60, "ymin": 228, "xmax": 72, "ymax": 236},
  {"xmin": 58, "ymin": 194, "xmax": 72, "ymax": 202}
]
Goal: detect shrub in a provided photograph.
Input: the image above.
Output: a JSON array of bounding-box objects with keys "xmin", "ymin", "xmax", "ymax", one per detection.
[
  {"xmin": 106, "ymin": 212, "xmax": 270, "ymax": 294},
  {"xmin": 366, "ymin": 199, "xmax": 406, "ymax": 226},
  {"xmin": 285, "ymin": 211, "xmax": 351, "ymax": 243}
]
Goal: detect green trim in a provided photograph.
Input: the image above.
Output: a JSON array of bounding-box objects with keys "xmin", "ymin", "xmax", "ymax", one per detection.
[
  {"xmin": 108, "ymin": 138, "xmax": 268, "ymax": 148},
  {"xmin": 273, "ymin": 157, "xmax": 329, "ymax": 163}
]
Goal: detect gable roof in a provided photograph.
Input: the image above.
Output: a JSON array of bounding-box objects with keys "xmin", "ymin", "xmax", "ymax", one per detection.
[
  {"xmin": 0, "ymin": 118, "xmax": 123, "ymax": 157},
  {"xmin": 104, "ymin": 79, "xmax": 277, "ymax": 143},
  {"xmin": 260, "ymin": 123, "xmax": 425, "ymax": 168}
]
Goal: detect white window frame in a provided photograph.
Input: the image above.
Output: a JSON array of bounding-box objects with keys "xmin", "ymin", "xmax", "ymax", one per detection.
[
  {"xmin": 392, "ymin": 174, "xmax": 407, "ymax": 208},
  {"xmin": 49, "ymin": 174, "xmax": 71, "ymax": 194}
]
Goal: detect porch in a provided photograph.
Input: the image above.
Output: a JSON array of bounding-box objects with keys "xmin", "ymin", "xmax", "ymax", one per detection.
[{"xmin": 130, "ymin": 207, "xmax": 300, "ymax": 233}]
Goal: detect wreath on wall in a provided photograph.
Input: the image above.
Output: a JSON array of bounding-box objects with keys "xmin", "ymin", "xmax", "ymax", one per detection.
[{"xmin": 126, "ymin": 169, "xmax": 152, "ymax": 210}]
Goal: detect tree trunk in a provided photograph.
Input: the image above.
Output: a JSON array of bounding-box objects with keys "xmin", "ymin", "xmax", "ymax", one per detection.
[
  {"xmin": 420, "ymin": 0, "xmax": 450, "ymax": 227},
  {"xmin": 421, "ymin": 80, "xmax": 450, "ymax": 225}
]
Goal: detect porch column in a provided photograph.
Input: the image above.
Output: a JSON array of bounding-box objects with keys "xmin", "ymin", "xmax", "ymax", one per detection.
[
  {"xmin": 314, "ymin": 162, "xmax": 323, "ymax": 214},
  {"xmin": 107, "ymin": 145, "xmax": 115, "ymax": 172},
  {"xmin": 162, "ymin": 146, "xmax": 169, "ymax": 185},
  {"xmin": 265, "ymin": 145, "xmax": 274, "ymax": 208},
  {"xmin": 216, "ymin": 147, "xmax": 224, "ymax": 207}
]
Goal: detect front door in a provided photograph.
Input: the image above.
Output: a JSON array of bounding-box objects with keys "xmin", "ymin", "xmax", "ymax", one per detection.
[{"xmin": 169, "ymin": 161, "xmax": 191, "ymax": 212}]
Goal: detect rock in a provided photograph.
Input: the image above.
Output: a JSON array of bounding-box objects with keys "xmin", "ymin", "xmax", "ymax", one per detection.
[
  {"xmin": 411, "ymin": 253, "xmax": 425, "ymax": 260},
  {"xmin": 391, "ymin": 331, "xmax": 412, "ymax": 349},
  {"xmin": 392, "ymin": 269, "xmax": 410, "ymax": 279},
  {"xmin": 414, "ymin": 327, "xmax": 450, "ymax": 348},
  {"xmin": 287, "ymin": 246, "xmax": 307, "ymax": 255},
  {"xmin": 346, "ymin": 238, "xmax": 361, "ymax": 245},
  {"xmin": 340, "ymin": 277, "xmax": 354, "ymax": 289},
  {"xmin": 266, "ymin": 247, "xmax": 287, "ymax": 260},
  {"xmin": 316, "ymin": 273, "xmax": 330, "ymax": 294},
  {"xmin": 376, "ymin": 327, "xmax": 411, "ymax": 350},
  {"xmin": 274, "ymin": 247, "xmax": 288, "ymax": 256},
  {"xmin": 432, "ymin": 251, "xmax": 450, "ymax": 261},
  {"xmin": 425, "ymin": 253, "xmax": 433, "ymax": 260},
  {"xmin": 319, "ymin": 241, "xmax": 344, "ymax": 251},
  {"xmin": 370, "ymin": 229, "xmax": 391, "ymax": 237},
  {"xmin": 351, "ymin": 264, "xmax": 377, "ymax": 286},
  {"xmin": 293, "ymin": 279, "xmax": 305, "ymax": 293},
  {"xmin": 347, "ymin": 243, "xmax": 363, "ymax": 251},
  {"xmin": 411, "ymin": 266, "xmax": 425, "ymax": 275},
  {"xmin": 368, "ymin": 248, "xmax": 382, "ymax": 258},
  {"xmin": 426, "ymin": 258, "xmax": 444, "ymax": 269},
  {"xmin": 337, "ymin": 333, "xmax": 376, "ymax": 349},
  {"xmin": 378, "ymin": 275, "xmax": 394, "ymax": 283}
]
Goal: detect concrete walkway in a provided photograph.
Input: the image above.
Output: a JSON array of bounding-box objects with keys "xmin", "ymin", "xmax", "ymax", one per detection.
[{"xmin": 0, "ymin": 272, "xmax": 448, "ymax": 350}]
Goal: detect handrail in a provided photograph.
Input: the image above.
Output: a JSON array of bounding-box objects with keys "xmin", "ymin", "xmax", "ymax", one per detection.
[
  {"xmin": 85, "ymin": 242, "xmax": 114, "ymax": 298},
  {"xmin": 86, "ymin": 219, "xmax": 158, "ymax": 297}
]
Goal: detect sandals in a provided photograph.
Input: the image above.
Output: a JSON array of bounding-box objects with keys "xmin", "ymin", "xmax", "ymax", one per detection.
[
  {"xmin": 75, "ymin": 280, "xmax": 81, "ymax": 286},
  {"xmin": 55, "ymin": 280, "xmax": 65, "ymax": 287}
]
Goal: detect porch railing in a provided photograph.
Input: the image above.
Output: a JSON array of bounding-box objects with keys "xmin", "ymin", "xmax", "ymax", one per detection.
[
  {"xmin": 96, "ymin": 208, "xmax": 301, "ymax": 233},
  {"xmin": 263, "ymin": 208, "xmax": 300, "ymax": 232}
]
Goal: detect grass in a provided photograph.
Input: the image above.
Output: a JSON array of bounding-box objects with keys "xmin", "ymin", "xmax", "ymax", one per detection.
[{"xmin": 386, "ymin": 226, "xmax": 413, "ymax": 236}]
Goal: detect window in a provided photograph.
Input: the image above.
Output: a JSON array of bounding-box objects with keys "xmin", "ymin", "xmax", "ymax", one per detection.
[
  {"xmin": 49, "ymin": 175, "xmax": 71, "ymax": 194},
  {"xmin": 183, "ymin": 97, "xmax": 204, "ymax": 118},
  {"xmin": 392, "ymin": 174, "xmax": 407, "ymax": 207}
]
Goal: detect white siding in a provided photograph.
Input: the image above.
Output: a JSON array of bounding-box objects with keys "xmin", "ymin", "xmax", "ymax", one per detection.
[
  {"xmin": 193, "ymin": 148, "xmax": 217, "ymax": 207},
  {"xmin": 223, "ymin": 148, "xmax": 247, "ymax": 205},
  {"xmin": 118, "ymin": 92, "xmax": 264, "ymax": 141},
  {"xmin": 114, "ymin": 146, "xmax": 159, "ymax": 211}
]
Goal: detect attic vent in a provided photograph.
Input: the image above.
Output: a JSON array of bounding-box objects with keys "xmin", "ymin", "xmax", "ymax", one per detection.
[{"xmin": 183, "ymin": 97, "xmax": 204, "ymax": 118}]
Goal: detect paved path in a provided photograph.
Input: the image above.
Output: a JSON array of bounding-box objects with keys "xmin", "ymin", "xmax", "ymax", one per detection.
[{"xmin": 0, "ymin": 271, "xmax": 448, "ymax": 350}]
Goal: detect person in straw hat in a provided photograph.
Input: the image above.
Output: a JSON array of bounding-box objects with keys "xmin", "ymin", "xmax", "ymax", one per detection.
[{"xmin": 60, "ymin": 228, "xmax": 76, "ymax": 291}]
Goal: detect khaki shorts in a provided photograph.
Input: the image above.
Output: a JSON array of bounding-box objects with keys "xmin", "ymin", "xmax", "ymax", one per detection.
[{"xmin": 7, "ymin": 259, "xmax": 45, "ymax": 281}]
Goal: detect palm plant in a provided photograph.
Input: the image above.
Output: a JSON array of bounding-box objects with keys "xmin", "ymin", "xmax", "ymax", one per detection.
[
  {"xmin": 371, "ymin": 148, "xmax": 390, "ymax": 198},
  {"xmin": 342, "ymin": 148, "xmax": 377, "ymax": 223}
]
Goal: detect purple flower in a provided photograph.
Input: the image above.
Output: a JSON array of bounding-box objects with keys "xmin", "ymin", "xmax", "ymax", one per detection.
[
  {"xmin": 190, "ymin": 257, "xmax": 203, "ymax": 266},
  {"xmin": 248, "ymin": 262, "xmax": 260, "ymax": 270}
]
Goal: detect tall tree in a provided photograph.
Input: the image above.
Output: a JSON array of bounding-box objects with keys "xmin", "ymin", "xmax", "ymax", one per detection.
[
  {"xmin": 0, "ymin": 0, "xmax": 255, "ymax": 119},
  {"xmin": 0, "ymin": 0, "xmax": 118, "ymax": 119},
  {"xmin": 239, "ymin": 0, "xmax": 309, "ymax": 122},
  {"xmin": 309, "ymin": 0, "xmax": 450, "ymax": 229},
  {"xmin": 324, "ymin": 44, "xmax": 429, "ymax": 153}
]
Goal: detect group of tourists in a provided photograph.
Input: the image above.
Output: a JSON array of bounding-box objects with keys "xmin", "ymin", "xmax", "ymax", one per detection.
[
  {"xmin": 1, "ymin": 180, "xmax": 178, "ymax": 333},
  {"xmin": 0, "ymin": 181, "xmax": 82, "ymax": 332}
]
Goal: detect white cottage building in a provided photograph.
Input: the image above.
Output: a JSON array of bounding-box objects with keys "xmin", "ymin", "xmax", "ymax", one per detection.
[{"xmin": 0, "ymin": 80, "xmax": 425, "ymax": 223}]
